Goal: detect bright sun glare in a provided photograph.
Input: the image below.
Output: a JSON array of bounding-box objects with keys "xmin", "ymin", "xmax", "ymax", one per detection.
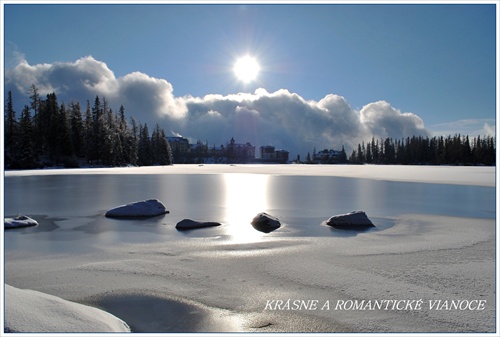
[{"xmin": 233, "ymin": 55, "xmax": 260, "ymax": 83}]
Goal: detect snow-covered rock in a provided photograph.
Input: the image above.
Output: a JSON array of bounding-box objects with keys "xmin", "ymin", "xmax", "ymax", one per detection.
[
  {"xmin": 175, "ymin": 218, "xmax": 221, "ymax": 230},
  {"xmin": 4, "ymin": 284, "xmax": 130, "ymax": 333},
  {"xmin": 5, "ymin": 215, "xmax": 38, "ymax": 229},
  {"xmin": 105, "ymin": 199, "xmax": 169, "ymax": 218},
  {"xmin": 326, "ymin": 211, "xmax": 375, "ymax": 229},
  {"xmin": 251, "ymin": 212, "xmax": 281, "ymax": 233}
]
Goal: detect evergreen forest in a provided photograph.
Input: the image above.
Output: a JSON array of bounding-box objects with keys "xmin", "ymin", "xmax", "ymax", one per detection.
[
  {"xmin": 4, "ymin": 87, "xmax": 173, "ymax": 169},
  {"xmin": 345, "ymin": 135, "xmax": 495, "ymax": 166}
]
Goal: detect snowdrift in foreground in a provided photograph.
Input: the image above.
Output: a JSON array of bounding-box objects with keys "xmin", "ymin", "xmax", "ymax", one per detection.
[
  {"xmin": 105, "ymin": 199, "xmax": 169, "ymax": 218},
  {"xmin": 4, "ymin": 215, "xmax": 38, "ymax": 229},
  {"xmin": 4, "ymin": 284, "xmax": 130, "ymax": 333}
]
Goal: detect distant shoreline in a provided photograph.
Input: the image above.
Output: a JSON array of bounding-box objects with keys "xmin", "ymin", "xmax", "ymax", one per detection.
[{"xmin": 4, "ymin": 163, "xmax": 495, "ymax": 187}]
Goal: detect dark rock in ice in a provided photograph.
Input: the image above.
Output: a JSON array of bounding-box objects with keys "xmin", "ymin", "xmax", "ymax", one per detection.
[
  {"xmin": 326, "ymin": 211, "xmax": 375, "ymax": 230},
  {"xmin": 105, "ymin": 199, "xmax": 169, "ymax": 218},
  {"xmin": 4, "ymin": 215, "xmax": 39, "ymax": 229},
  {"xmin": 251, "ymin": 212, "xmax": 281, "ymax": 233},
  {"xmin": 175, "ymin": 219, "xmax": 221, "ymax": 230}
]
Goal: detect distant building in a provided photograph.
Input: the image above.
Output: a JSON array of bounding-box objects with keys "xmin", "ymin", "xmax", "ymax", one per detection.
[
  {"xmin": 260, "ymin": 145, "xmax": 276, "ymax": 159},
  {"xmin": 167, "ymin": 136, "xmax": 189, "ymax": 154},
  {"xmin": 226, "ymin": 137, "xmax": 255, "ymax": 162},
  {"xmin": 259, "ymin": 145, "xmax": 289, "ymax": 163},
  {"xmin": 167, "ymin": 135, "xmax": 290, "ymax": 164},
  {"xmin": 275, "ymin": 149, "xmax": 289, "ymax": 163},
  {"xmin": 313, "ymin": 149, "xmax": 345, "ymax": 163}
]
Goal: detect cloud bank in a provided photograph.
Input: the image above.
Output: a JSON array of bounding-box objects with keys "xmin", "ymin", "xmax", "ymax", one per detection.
[
  {"xmin": 429, "ymin": 119, "xmax": 496, "ymax": 138},
  {"xmin": 5, "ymin": 55, "xmax": 431, "ymax": 157}
]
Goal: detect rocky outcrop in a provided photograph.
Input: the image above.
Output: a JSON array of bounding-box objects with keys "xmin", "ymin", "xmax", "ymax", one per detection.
[
  {"xmin": 251, "ymin": 212, "xmax": 281, "ymax": 233},
  {"xmin": 175, "ymin": 219, "xmax": 221, "ymax": 230},
  {"xmin": 326, "ymin": 211, "xmax": 375, "ymax": 230},
  {"xmin": 4, "ymin": 215, "xmax": 38, "ymax": 229},
  {"xmin": 105, "ymin": 199, "xmax": 169, "ymax": 218}
]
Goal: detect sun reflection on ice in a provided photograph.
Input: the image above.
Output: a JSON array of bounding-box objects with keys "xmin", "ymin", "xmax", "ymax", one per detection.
[{"xmin": 223, "ymin": 173, "xmax": 269, "ymax": 243}]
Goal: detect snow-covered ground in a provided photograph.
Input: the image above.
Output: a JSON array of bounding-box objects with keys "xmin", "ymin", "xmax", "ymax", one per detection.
[
  {"xmin": 5, "ymin": 163, "xmax": 495, "ymax": 187},
  {"xmin": 2, "ymin": 164, "xmax": 497, "ymax": 335},
  {"xmin": 4, "ymin": 285, "xmax": 130, "ymax": 333}
]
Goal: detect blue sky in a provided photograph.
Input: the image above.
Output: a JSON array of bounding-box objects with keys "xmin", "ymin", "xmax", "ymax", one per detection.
[{"xmin": 3, "ymin": 2, "xmax": 497, "ymax": 157}]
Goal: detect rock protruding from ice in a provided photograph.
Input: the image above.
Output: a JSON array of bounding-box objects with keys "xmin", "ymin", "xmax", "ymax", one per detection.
[
  {"xmin": 5, "ymin": 215, "xmax": 39, "ymax": 229},
  {"xmin": 4, "ymin": 284, "xmax": 130, "ymax": 333},
  {"xmin": 251, "ymin": 212, "xmax": 281, "ymax": 233},
  {"xmin": 105, "ymin": 199, "xmax": 169, "ymax": 218},
  {"xmin": 175, "ymin": 219, "xmax": 221, "ymax": 230},
  {"xmin": 326, "ymin": 211, "xmax": 375, "ymax": 230}
]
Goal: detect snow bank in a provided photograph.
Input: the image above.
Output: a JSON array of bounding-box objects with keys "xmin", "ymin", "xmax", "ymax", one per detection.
[
  {"xmin": 5, "ymin": 164, "xmax": 494, "ymax": 187},
  {"xmin": 4, "ymin": 284, "xmax": 130, "ymax": 333},
  {"xmin": 4, "ymin": 215, "xmax": 38, "ymax": 229},
  {"xmin": 105, "ymin": 199, "xmax": 168, "ymax": 218}
]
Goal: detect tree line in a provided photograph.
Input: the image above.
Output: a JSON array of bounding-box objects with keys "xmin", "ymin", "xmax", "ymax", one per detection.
[
  {"xmin": 346, "ymin": 135, "xmax": 495, "ymax": 166},
  {"xmin": 4, "ymin": 86, "xmax": 173, "ymax": 169}
]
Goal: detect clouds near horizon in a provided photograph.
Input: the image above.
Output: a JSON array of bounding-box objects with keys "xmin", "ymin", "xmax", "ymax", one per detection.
[{"xmin": 5, "ymin": 55, "xmax": 435, "ymax": 156}]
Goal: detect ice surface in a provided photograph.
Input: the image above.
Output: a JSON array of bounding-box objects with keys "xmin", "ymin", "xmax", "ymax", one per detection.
[
  {"xmin": 4, "ymin": 215, "xmax": 38, "ymax": 229},
  {"xmin": 3, "ymin": 165, "xmax": 496, "ymax": 334},
  {"xmin": 5, "ymin": 163, "xmax": 495, "ymax": 187},
  {"xmin": 4, "ymin": 284, "xmax": 130, "ymax": 333},
  {"xmin": 4, "ymin": 213, "xmax": 494, "ymax": 333},
  {"xmin": 105, "ymin": 199, "xmax": 168, "ymax": 218}
]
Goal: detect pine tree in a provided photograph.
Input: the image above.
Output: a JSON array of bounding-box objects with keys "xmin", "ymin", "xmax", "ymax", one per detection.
[
  {"xmin": 58, "ymin": 102, "xmax": 74, "ymax": 158},
  {"xmin": 357, "ymin": 143, "xmax": 364, "ymax": 163},
  {"xmin": 117, "ymin": 105, "xmax": 130, "ymax": 164},
  {"xmin": 100, "ymin": 99, "xmax": 115, "ymax": 165},
  {"xmin": 83, "ymin": 101, "xmax": 94, "ymax": 162},
  {"xmin": 151, "ymin": 124, "xmax": 161, "ymax": 164},
  {"xmin": 150, "ymin": 124, "xmax": 172, "ymax": 165},
  {"xmin": 17, "ymin": 105, "xmax": 37, "ymax": 168},
  {"xmin": 44, "ymin": 93, "xmax": 60, "ymax": 162},
  {"xmin": 349, "ymin": 149, "xmax": 357, "ymax": 164},
  {"xmin": 70, "ymin": 101, "xmax": 84, "ymax": 158},
  {"xmin": 29, "ymin": 85, "xmax": 42, "ymax": 155},
  {"xmin": 371, "ymin": 137, "xmax": 379, "ymax": 163},
  {"xmin": 339, "ymin": 145, "xmax": 347, "ymax": 163},
  {"xmin": 89, "ymin": 95, "xmax": 103, "ymax": 162},
  {"xmin": 5, "ymin": 91, "xmax": 18, "ymax": 164},
  {"xmin": 137, "ymin": 123, "xmax": 153, "ymax": 166},
  {"xmin": 462, "ymin": 135, "xmax": 472, "ymax": 164},
  {"xmin": 365, "ymin": 142, "xmax": 372, "ymax": 163},
  {"xmin": 128, "ymin": 117, "xmax": 139, "ymax": 166}
]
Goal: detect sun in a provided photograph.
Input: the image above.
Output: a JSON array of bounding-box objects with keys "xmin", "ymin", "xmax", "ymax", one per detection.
[{"xmin": 233, "ymin": 55, "xmax": 260, "ymax": 83}]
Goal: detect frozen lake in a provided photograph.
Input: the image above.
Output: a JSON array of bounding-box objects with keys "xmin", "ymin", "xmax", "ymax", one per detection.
[
  {"xmin": 4, "ymin": 166, "xmax": 495, "ymax": 250},
  {"xmin": 3, "ymin": 164, "xmax": 497, "ymax": 333}
]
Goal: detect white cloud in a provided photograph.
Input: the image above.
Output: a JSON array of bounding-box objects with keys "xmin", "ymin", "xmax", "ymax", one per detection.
[
  {"xmin": 429, "ymin": 119, "xmax": 496, "ymax": 138},
  {"xmin": 5, "ymin": 55, "xmax": 187, "ymax": 120},
  {"xmin": 5, "ymin": 55, "xmax": 432, "ymax": 156},
  {"xmin": 360, "ymin": 101, "xmax": 430, "ymax": 140}
]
